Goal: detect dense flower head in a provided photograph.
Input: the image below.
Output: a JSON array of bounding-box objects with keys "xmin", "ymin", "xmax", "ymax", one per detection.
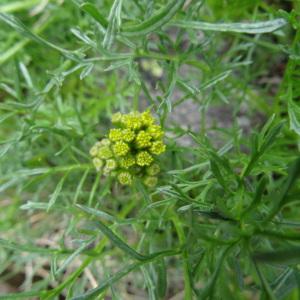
[
  {"xmin": 136, "ymin": 151, "xmax": 153, "ymax": 166},
  {"xmin": 90, "ymin": 110, "xmax": 165, "ymax": 187},
  {"xmin": 150, "ymin": 141, "xmax": 166, "ymax": 155},
  {"xmin": 98, "ymin": 146, "xmax": 113, "ymax": 159},
  {"xmin": 120, "ymin": 155, "xmax": 135, "ymax": 169},
  {"xmin": 113, "ymin": 141, "xmax": 130, "ymax": 157},
  {"xmin": 122, "ymin": 129, "xmax": 135, "ymax": 142},
  {"xmin": 109, "ymin": 128, "xmax": 123, "ymax": 142},
  {"xmin": 118, "ymin": 172, "xmax": 132, "ymax": 185},
  {"xmin": 136, "ymin": 131, "xmax": 152, "ymax": 148}
]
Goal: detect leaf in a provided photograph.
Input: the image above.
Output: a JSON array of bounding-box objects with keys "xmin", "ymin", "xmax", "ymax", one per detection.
[
  {"xmin": 266, "ymin": 157, "xmax": 300, "ymax": 221},
  {"xmin": 0, "ymin": 13, "xmax": 70, "ymax": 54},
  {"xmin": 193, "ymin": 209, "xmax": 235, "ymax": 222},
  {"xmin": 253, "ymin": 248, "xmax": 300, "ymax": 265},
  {"xmin": 0, "ymin": 238, "xmax": 58, "ymax": 255},
  {"xmin": 171, "ymin": 18, "xmax": 287, "ymax": 34},
  {"xmin": 241, "ymin": 176, "xmax": 268, "ymax": 217},
  {"xmin": 91, "ymin": 221, "xmax": 150, "ymax": 261},
  {"xmin": 211, "ymin": 151, "xmax": 235, "ymax": 178},
  {"xmin": 19, "ymin": 61, "xmax": 34, "ymax": 89},
  {"xmin": 0, "ymin": 290, "xmax": 44, "ymax": 300},
  {"xmin": 87, "ymin": 173, "xmax": 101, "ymax": 206},
  {"xmin": 274, "ymin": 269, "xmax": 299, "ymax": 300},
  {"xmin": 159, "ymin": 61, "xmax": 178, "ymax": 112},
  {"xmin": 73, "ymin": 169, "xmax": 89, "ymax": 204},
  {"xmin": 103, "ymin": 0, "xmax": 123, "ymax": 49},
  {"xmin": 0, "ymin": 83, "xmax": 18, "ymax": 98},
  {"xmin": 55, "ymin": 238, "xmax": 96, "ymax": 276},
  {"xmin": 91, "ymin": 221, "xmax": 179, "ymax": 262},
  {"xmin": 259, "ymin": 121, "xmax": 284, "ymax": 155},
  {"xmin": 199, "ymin": 246, "xmax": 232, "ymax": 299},
  {"xmin": 104, "ymin": 59, "xmax": 130, "ymax": 71},
  {"xmin": 71, "ymin": 247, "xmax": 179, "ymax": 300},
  {"xmin": 122, "ymin": 0, "xmax": 185, "ymax": 36},
  {"xmin": 48, "ymin": 173, "xmax": 69, "ymax": 210},
  {"xmin": 71, "ymin": 28, "xmax": 97, "ymax": 48},
  {"xmin": 241, "ymin": 118, "xmax": 284, "ymax": 178},
  {"xmin": 288, "ymin": 84, "xmax": 300, "ymax": 136},
  {"xmin": 259, "ymin": 114, "xmax": 276, "ymax": 144},
  {"xmin": 210, "ymin": 159, "xmax": 227, "ymax": 190},
  {"xmin": 76, "ymin": 204, "xmax": 117, "ymax": 222},
  {"xmin": 155, "ymin": 259, "xmax": 167, "ymax": 298},
  {"xmin": 201, "ymin": 70, "xmax": 232, "ymax": 90},
  {"xmin": 253, "ymin": 261, "xmax": 277, "ymax": 300},
  {"xmin": 20, "ymin": 201, "xmax": 49, "ymax": 210},
  {"xmin": 141, "ymin": 266, "xmax": 156, "ymax": 300},
  {"xmin": 0, "ymin": 0, "xmax": 40, "ymax": 13},
  {"xmin": 71, "ymin": 261, "xmax": 143, "ymax": 300},
  {"xmin": 80, "ymin": 2, "xmax": 108, "ymax": 28}
]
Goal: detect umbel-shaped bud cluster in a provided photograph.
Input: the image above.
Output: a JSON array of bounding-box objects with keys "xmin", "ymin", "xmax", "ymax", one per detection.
[{"xmin": 90, "ymin": 111, "xmax": 166, "ymax": 187}]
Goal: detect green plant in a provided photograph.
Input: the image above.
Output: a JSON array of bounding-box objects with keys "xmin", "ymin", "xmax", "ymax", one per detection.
[
  {"xmin": 90, "ymin": 110, "xmax": 165, "ymax": 187},
  {"xmin": 1, "ymin": 0, "xmax": 300, "ymax": 299}
]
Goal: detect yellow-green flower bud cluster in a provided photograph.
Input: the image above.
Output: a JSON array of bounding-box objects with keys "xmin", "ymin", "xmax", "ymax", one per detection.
[{"xmin": 90, "ymin": 110, "xmax": 166, "ymax": 187}]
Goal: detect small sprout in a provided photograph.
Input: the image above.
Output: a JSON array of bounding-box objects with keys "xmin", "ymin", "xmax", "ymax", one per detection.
[
  {"xmin": 103, "ymin": 166, "xmax": 111, "ymax": 175},
  {"xmin": 111, "ymin": 112, "xmax": 123, "ymax": 124},
  {"xmin": 100, "ymin": 138, "xmax": 111, "ymax": 146},
  {"xmin": 140, "ymin": 60, "xmax": 163, "ymax": 78},
  {"xmin": 118, "ymin": 171, "xmax": 132, "ymax": 185},
  {"xmin": 95, "ymin": 141, "xmax": 103, "ymax": 147},
  {"xmin": 93, "ymin": 158, "xmax": 103, "ymax": 171},
  {"xmin": 136, "ymin": 151, "xmax": 153, "ymax": 166},
  {"xmin": 146, "ymin": 163, "xmax": 160, "ymax": 176},
  {"xmin": 152, "ymin": 64, "xmax": 163, "ymax": 78},
  {"xmin": 90, "ymin": 110, "xmax": 166, "ymax": 187},
  {"xmin": 143, "ymin": 176, "xmax": 158, "ymax": 187},
  {"xmin": 90, "ymin": 145, "xmax": 98, "ymax": 157},
  {"xmin": 106, "ymin": 159, "xmax": 117, "ymax": 170}
]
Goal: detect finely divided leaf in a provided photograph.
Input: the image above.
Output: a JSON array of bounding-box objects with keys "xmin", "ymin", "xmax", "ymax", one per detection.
[{"xmin": 171, "ymin": 18, "xmax": 287, "ymax": 34}]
